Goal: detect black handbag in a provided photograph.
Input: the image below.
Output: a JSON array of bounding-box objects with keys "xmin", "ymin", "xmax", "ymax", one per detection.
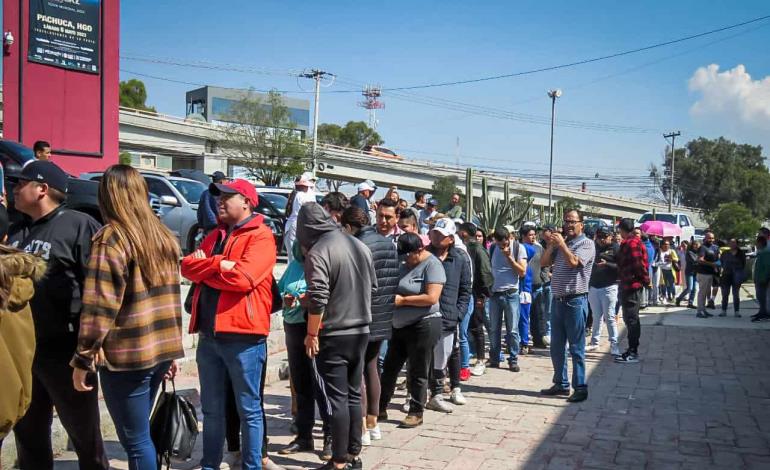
[{"xmin": 150, "ymin": 378, "xmax": 199, "ymax": 470}]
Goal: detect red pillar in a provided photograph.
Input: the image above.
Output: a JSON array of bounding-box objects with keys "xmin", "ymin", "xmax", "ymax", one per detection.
[{"xmin": 3, "ymin": 0, "xmax": 119, "ymax": 175}]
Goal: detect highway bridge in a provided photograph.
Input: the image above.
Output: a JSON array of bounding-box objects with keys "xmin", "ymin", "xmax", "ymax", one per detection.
[{"xmin": 0, "ymin": 96, "xmax": 701, "ymax": 221}]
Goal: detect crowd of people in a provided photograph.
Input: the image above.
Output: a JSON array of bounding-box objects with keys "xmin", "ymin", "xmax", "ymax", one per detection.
[{"xmin": 1, "ymin": 160, "xmax": 769, "ymax": 470}]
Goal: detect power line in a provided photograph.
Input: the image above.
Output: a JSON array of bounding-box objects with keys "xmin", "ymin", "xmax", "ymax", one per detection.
[{"xmin": 375, "ymin": 13, "xmax": 770, "ymax": 91}]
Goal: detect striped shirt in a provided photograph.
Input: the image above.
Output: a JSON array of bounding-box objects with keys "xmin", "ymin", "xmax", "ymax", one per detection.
[
  {"xmin": 551, "ymin": 234, "xmax": 595, "ymax": 298},
  {"xmin": 71, "ymin": 225, "xmax": 184, "ymax": 372}
]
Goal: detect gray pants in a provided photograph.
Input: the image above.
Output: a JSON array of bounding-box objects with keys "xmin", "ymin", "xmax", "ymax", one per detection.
[
  {"xmin": 588, "ymin": 285, "xmax": 619, "ymax": 347},
  {"xmin": 697, "ymin": 273, "xmax": 714, "ymax": 313}
]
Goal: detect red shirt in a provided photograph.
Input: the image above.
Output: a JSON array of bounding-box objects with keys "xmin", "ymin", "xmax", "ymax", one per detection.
[{"xmin": 617, "ymin": 236, "xmax": 650, "ymax": 292}]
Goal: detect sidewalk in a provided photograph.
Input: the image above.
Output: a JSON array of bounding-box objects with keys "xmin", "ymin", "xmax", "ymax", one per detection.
[{"xmin": 47, "ymin": 291, "xmax": 770, "ymax": 469}]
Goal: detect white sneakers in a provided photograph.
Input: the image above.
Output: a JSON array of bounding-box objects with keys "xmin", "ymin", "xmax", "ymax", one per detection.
[
  {"xmin": 585, "ymin": 344, "xmax": 600, "ymax": 352},
  {"xmin": 361, "ymin": 430, "xmax": 372, "ymax": 446},
  {"xmin": 426, "ymin": 395, "xmax": 454, "ymax": 413},
  {"xmin": 368, "ymin": 425, "xmax": 382, "ymax": 440},
  {"xmin": 610, "ymin": 344, "xmax": 621, "ymax": 357},
  {"xmin": 471, "ymin": 362, "xmax": 486, "ymax": 376},
  {"xmin": 450, "ymin": 388, "xmax": 466, "ymax": 405}
]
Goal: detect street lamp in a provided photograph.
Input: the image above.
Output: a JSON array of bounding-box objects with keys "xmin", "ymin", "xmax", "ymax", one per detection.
[{"xmin": 547, "ymin": 89, "xmax": 562, "ymax": 219}]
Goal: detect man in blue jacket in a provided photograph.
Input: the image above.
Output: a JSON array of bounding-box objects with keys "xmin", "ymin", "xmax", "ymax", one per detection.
[{"xmin": 197, "ymin": 171, "xmax": 229, "ymax": 234}]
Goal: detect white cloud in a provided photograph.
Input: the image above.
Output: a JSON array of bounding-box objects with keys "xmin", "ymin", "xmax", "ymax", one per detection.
[{"xmin": 688, "ymin": 64, "xmax": 770, "ymax": 131}]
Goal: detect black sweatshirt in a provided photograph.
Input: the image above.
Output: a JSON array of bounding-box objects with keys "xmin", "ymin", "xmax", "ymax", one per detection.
[
  {"xmin": 8, "ymin": 205, "xmax": 101, "ymax": 356},
  {"xmin": 589, "ymin": 242, "xmax": 620, "ymax": 289}
]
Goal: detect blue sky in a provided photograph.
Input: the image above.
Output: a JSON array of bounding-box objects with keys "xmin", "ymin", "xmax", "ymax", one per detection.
[{"xmin": 66, "ymin": 1, "xmax": 770, "ymax": 196}]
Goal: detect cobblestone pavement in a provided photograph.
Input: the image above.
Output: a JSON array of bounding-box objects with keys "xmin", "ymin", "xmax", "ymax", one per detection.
[{"xmin": 53, "ymin": 299, "xmax": 770, "ymax": 469}]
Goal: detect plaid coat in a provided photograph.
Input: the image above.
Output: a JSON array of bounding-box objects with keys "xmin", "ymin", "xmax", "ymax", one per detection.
[{"xmin": 71, "ymin": 225, "xmax": 184, "ymax": 372}]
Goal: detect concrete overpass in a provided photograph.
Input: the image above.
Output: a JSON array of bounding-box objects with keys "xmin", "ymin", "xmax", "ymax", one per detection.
[{"xmin": 0, "ymin": 99, "xmax": 701, "ymax": 221}]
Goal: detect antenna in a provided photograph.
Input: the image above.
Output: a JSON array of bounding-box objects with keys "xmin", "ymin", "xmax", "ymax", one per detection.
[{"xmin": 358, "ymin": 85, "xmax": 385, "ymax": 129}]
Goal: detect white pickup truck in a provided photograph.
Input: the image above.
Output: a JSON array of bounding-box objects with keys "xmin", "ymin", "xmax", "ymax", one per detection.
[{"xmin": 637, "ymin": 212, "xmax": 696, "ymax": 243}]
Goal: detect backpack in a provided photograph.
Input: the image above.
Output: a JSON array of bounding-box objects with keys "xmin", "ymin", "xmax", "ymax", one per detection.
[{"xmin": 150, "ymin": 379, "xmax": 199, "ymax": 469}]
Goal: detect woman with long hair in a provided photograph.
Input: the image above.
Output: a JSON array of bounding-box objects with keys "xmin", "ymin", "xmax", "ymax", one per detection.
[{"xmin": 71, "ymin": 165, "xmax": 184, "ymax": 470}]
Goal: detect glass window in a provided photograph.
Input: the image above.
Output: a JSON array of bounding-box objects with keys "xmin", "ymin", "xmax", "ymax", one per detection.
[
  {"xmin": 260, "ymin": 193, "xmax": 288, "ymax": 216},
  {"xmin": 639, "ymin": 213, "xmax": 676, "ymax": 224},
  {"xmin": 145, "ymin": 178, "xmax": 174, "ymax": 198},
  {"xmin": 169, "ymin": 179, "xmax": 206, "ymax": 204}
]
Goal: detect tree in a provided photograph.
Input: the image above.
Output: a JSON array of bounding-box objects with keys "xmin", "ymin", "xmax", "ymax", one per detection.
[
  {"xmin": 555, "ymin": 196, "xmax": 581, "ymax": 212},
  {"xmin": 656, "ymin": 137, "xmax": 770, "ymax": 218},
  {"xmin": 431, "ymin": 176, "xmax": 463, "ymax": 209},
  {"xmin": 317, "ymin": 121, "xmax": 383, "ymax": 149},
  {"xmin": 218, "ymin": 90, "xmax": 306, "ymax": 186},
  {"xmin": 119, "ymin": 79, "xmax": 156, "ymax": 112},
  {"xmin": 118, "ymin": 152, "xmax": 133, "ymax": 166},
  {"xmin": 707, "ymin": 202, "xmax": 761, "ymax": 241}
]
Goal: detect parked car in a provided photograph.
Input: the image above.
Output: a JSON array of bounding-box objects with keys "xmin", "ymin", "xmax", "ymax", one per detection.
[
  {"xmin": 693, "ymin": 228, "xmax": 706, "ymax": 243},
  {"xmin": 82, "ymin": 171, "xmax": 206, "ymax": 254},
  {"xmin": 637, "ymin": 212, "xmax": 696, "ymax": 243},
  {"xmin": 583, "ymin": 218, "xmax": 611, "ymax": 236},
  {"xmin": 0, "ymin": 140, "xmax": 103, "ymax": 222}
]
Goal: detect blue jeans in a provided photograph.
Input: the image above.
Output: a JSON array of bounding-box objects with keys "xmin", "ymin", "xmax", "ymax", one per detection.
[
  {"xmin": 198, "ymin": 335, "xmax": 267, "ymax": 470},
  {"xmin": 588, "ymin": 285, "xmax": 618, "ymax": 347},
  {"xmin": 518, "ymin": 299, "xmax": 531, "ymax": 347},
  {"xmin": 489, "ymin": 291, "xmax": 520, "ymax": 365},
  {"xmin": 677, "ymin": 272, "xmax": 697, "ymax": 304},
  {"xmin": 459, "ymin": 295, "xmax": 473, "ymax": 368},
  {"xmin": 550, "ymin": 294, "xmax": 588, "ymax": 391},
  {"xmin": 542, "ymin": 283, "xmax": 552, "ymax": 337},
  {"xmin": 100, "ymin": 361, "xmax": 171, "ymax": 470}
]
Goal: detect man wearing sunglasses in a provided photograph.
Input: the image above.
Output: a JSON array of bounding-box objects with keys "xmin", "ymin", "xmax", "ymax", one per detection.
[{"xmin": 539, "ymin": 209, "xmax": 595, "ymax": 403}]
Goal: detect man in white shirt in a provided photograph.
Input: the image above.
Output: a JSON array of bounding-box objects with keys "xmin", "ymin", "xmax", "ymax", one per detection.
[{"xmin": 284, "ymin": 172, "xmax": 316, "ymax": 262}]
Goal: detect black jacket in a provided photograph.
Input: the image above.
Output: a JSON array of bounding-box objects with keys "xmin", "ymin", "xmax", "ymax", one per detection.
[
  {"xmin": 465, "ymin": 240, "xmax": 493, "ymax": 298},
  {"xmin": 355, "ymin": 226, "xmax": 399, "ymax": 342},
  {"xmin": 589, "ymin": 242, "xmax": 620, "ymax": 289},
  {"xmin": 428, "ymin": 245, "xmax": 472, "ymax": 331},
  {"xmin": 8, "ymin": 206, "xmax": 101, "ymax": 356}
]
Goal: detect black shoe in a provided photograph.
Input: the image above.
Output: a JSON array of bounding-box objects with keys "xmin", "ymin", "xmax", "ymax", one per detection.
[
  {"xmin": 487, "ymin": 362, "xmax": 500, "ymax": 368},
  {"xmin": 567, "ymin": 389, "xmax": 588, "ymax": 403},
  {"xmin": 509, "ymin": 363, "xmax": 520, "ymax": 372},
  {"xmin": 704, "ymin": 311, "xmax": 714, "ymax": 318},
  {"xmin": 540, "ymin": 384, "xmax": 570, "ymax": 396},
  {"xmin": 316, "ymin": 462, "xmax": 351, "ymax": 470},
  {"xmin": 349, "ymin": 456, "xmax": 363, "ymax": 470},
  {"xmin": 751, "ymin": 313, "xmax": 770, "ymax": 323},
  {"xmin": 614, "ymin": 351, "xmax": 639, "ymax": 363},
  {"xmin": 687, "ymin": 303, "xmax": 695, "ymax": 309},
  {"xmin": 675, "ymin": 299, "xmax": 682, "ymax": 307},
  {"xmin": 279, "ymin": 438, "xmax": 314, "ymax": 455},
  {"xmin": 707, "ymin": 300, "xmax": 716, "ymax": 309},
  {"xmin": 319, "ymin": 434, "xmax": 333, "ymax": 462}
]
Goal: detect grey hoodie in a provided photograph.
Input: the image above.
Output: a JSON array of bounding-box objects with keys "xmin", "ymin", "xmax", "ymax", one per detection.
[{"xmin": 297, "ymin": 203, "xmax": 376, "ymax": 337}]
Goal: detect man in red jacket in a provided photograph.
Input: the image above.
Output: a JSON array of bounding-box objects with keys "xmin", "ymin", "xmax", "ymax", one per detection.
[{"xmin": 181, "ymin": 179, "xmax": 276, "ymax": 470}]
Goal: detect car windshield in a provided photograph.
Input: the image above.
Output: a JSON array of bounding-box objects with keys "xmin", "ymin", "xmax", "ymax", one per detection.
[
  {"xmin": 639, "ymin": 213, "xmax": 677, "ymax": 224},
  {"xmin": 260, "ymin": 193, "xmax": 288, "ymax": 216},
  {"xmin": 169, "ymin": 179, "xmax": 206, "ymax": 204},
  {"xmin": 695, "ymin": 229, "xmax": 705, "ymax": 235}
]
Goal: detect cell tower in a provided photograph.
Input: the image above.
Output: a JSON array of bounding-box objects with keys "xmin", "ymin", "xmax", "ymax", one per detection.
[{"xmin": 358, "ymin": 85, "xmax": 385, "ymax": 129}]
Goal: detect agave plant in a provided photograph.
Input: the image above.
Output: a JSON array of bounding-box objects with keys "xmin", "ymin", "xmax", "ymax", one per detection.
[{"xmin": 474, "ymin": 178, "xmax": 533, "ymax": 235}]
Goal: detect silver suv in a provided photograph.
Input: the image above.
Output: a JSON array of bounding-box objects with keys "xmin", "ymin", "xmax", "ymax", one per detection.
[{"xmin": 81, "ymin": 171, "xmax": 206, "ymax": 254}]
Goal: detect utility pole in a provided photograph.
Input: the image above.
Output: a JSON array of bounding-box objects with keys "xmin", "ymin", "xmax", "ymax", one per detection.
[
  {"xmin": 663, "ymin": 131, "xmax": 681, "ymax": 212},
  {"xmin": 547, "ymin": 89, "xmax": 562, "ymax": 219},
  {"xmin": 301, "ymin": 69, "xmax": 333, "ymax": 176},
  {"xmin": 455, "ymin": 136, "xmax": 460, "ymax": 168}
]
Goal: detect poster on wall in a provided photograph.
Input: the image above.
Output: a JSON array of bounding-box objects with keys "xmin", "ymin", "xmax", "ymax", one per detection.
[{"xmin": 28, "ymin": 0, "xmax": 100, "ymax": 73}]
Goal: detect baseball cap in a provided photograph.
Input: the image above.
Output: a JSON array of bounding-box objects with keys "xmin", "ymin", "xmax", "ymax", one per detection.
[
  {"xmin": 427, "ymin": 198, "xmax": 439, "ymax": 207},
  {"xmin": 209, "ymin": 179, "xmax": 259, "ymax": 208},
  {"xmin": 15, "ymin": 160, "xmax": 69, "ymax": 193},
  {"xmin": 357, "ymin": 181, "xmax": 375, "ymax": 192},
  {"xmin": 212, "ymin": 171, "xmax": 227, "ymax": 183},
  {"xmin": 295, "ymin": 171, "xmax": 316, "ymax": 187},
  {"xmin": 431, "ymin": 218, "xmax": 457, "ymax": 237}
]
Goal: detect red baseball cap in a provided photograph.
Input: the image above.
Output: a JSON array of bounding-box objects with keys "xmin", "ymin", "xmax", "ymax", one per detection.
[{"xmin": 209, "ymin": 179, "xmax": 259, "ymax": 208}]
